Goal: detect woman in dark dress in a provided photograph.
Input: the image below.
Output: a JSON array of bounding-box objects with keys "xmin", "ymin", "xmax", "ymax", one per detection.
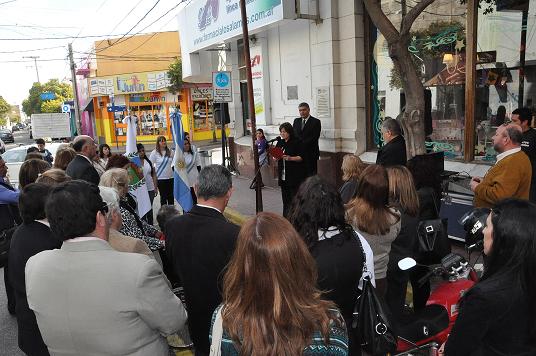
[
  {"xmin": 289, "ymin": 175, "xmax": 369, "ymax": 356},
  {"xmin": 276, "ymin": 122, "xmax": 305, "ymax": 217},
  {"xmin": 442, "ymin": 199, "xmax": 536, "ymax": 355}
]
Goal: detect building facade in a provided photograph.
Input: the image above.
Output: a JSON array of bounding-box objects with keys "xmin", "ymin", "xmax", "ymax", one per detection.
[{"xmin": 178, "ymin": 0, "xmax": 536, "ymax": 185}]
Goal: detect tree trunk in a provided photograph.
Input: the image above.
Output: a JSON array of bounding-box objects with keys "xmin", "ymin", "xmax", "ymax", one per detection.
[
  {"xmin": 389, "ymin": 37, "xmax": 427, "ymax": 158},
  {"xmin": 362, "ymin": 0, "xmax": 436, "ymax": 160}
]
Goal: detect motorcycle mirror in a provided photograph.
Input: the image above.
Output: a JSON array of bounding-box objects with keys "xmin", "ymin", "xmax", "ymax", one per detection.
[{"xmin": 398, "ymin": 257, "xmax": 417, "ymax": 271}]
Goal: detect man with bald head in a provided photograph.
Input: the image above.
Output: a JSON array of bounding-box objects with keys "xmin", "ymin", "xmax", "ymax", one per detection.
[
  {"xmin": 471, "ymin": 124, "xmax": 532, "ymax": 207},
  {"xmin": 65, "ymin": 135, "xmax": 100, "ymax": 185}
]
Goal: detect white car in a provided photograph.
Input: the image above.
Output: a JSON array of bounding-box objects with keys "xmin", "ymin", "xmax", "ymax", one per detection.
[{"xmin": 3, "ymin": 143, "xmax": 65, "ymax": 188}]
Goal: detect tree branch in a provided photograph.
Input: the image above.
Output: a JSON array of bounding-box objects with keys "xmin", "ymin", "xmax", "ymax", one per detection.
[
  {"xmin": 400, "ymin": 0, "xmax": 436, "ymax": 35},
  {"xmin": 363, "ymin": 0, "xmax": 400, "ymax": 43}
]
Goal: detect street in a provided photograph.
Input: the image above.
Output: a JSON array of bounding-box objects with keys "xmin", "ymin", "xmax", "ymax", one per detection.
[{"xmin": 3, "ymin": 129, "xmax": 35, "ymax": 151}]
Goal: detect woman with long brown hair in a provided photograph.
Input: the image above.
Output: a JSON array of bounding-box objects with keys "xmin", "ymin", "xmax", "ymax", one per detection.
[
  {"xmin": 385, "ymin": 165, "xmax": 420, "ymax": 322},
  {"xmin": 211, "ymin": 212, "xmax": 349, "ymax": 356},
  {"xmin": 346, "ymin": 164, "xmax": 400, "ymax": 297}
]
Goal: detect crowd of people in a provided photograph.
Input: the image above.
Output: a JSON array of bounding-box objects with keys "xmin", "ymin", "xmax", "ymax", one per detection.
[{"xmin": 0, "ymin": 105, "xmax": 535, "ymax": 356}]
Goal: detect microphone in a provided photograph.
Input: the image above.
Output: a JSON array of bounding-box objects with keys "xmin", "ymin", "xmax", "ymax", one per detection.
[{"xmin": 267, "ymin": 137, "xmax": 281, "ymax": 144}]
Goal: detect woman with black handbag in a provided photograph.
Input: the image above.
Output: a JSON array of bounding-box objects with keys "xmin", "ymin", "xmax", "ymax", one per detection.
[
  {"xmin": 407, "ymin": 157, "xmax": 448, "ymax": 310},
  {"xmin": 288, "ymin": 175, "xmax": 374, "ymax": 356}
]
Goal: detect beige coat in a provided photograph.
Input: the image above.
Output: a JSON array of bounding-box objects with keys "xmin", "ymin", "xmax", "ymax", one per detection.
[
  {"xmin": 108, "ymin": 229, "xmax": 153, "ymax": 256},
  {"xmin": 26, "ymin": 239, "xmax": 187, "ymax": 356}
]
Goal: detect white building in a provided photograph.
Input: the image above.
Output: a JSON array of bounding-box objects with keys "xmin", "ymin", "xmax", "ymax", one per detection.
[{"xmin": 178, "ymin": 0, "xmax": 366, "ymax": 185}]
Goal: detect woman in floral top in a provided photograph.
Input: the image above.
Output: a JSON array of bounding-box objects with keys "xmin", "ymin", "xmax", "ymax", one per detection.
[
  {"xmin": 99, "ymin": 168, "xmax": 164, "ymax": 251},
  {"xmin": 210, "ymin": 212, "xmax": 348, "ymax": 356}
]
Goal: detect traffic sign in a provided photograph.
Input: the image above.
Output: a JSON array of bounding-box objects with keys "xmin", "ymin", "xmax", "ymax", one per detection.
[
  {"xmin": 212, "ymin": 71, "xmax": 232, "ymax": 103},
  {"xmin": 40, "ymin": 92, "xmax": 56, "ymax": 100},
  {"xmin": 61, "ymin": 104, "xmax": 71, "ymax": 113}
]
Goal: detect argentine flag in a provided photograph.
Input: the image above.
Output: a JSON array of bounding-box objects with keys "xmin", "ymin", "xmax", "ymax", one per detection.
[
  {"xmin": 124, "ymin": 115, "xmax": 151, "ymax": 218},
  {"xmin": 171, "ymin": 110, "xmax": 194, "ymax": 212}
]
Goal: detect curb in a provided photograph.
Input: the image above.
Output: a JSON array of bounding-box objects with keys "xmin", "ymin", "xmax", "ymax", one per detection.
[{"xmin": 224, "ymin": 207, "xmax": 249, "ymax": 226}]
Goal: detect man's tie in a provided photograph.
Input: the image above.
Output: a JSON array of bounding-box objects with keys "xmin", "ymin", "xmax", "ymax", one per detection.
[{"xmin": 302, "ymin": 118, "xmax": 306, "ymax": 130}]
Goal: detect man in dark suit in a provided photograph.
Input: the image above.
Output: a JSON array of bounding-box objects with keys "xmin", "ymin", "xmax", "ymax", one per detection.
[
  {"xmin": 293, "ymin": 102, "xmax": 321, "ymax": 176},
  {"xmin": 65, "ymin": 135, "xmax": 100, "ymax": 185},
  {"xmin": 376, "ymin": 118, "xmax": 407, "ymax": 167},
  {"xmin": 0, "ymin": 155, "xmax": 20, "ymax": 315},
  {"xmin": 9, "ymin": 183, "xmax": 61, "ymax": 356},
  {"xmin": 166, "ymin": 165, "xmax": 240, "ymax": 356}
]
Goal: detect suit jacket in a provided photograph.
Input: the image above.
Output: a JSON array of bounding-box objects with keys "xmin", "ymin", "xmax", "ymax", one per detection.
[
  {"xmin": 473, "ymin": 150, "xmax": 532, "ymax": 208},
  {"xmin": 276, "ymin": 137, "xmax": 305, "ymax": 187},
  {"xmin": 65, "ymin": 155, "xmax": 100, "ymax": 185},
  {"xmin": 376, "ymin": 135, "xmax": 407, "ymax": 167},
  {"xmin": 293, "ymin": 116, "xmax": 321, "ymax": 161},
  {"xmin": 25, "ymin": 239, "xmax": 186, "ymax": 356},
  {"xmin": 166, "ymin": 205, "xmax": 239, "ymax": 354},
  {"xmin": 9, "ymin": 221, "xmax": 61, "ymax": 356}
]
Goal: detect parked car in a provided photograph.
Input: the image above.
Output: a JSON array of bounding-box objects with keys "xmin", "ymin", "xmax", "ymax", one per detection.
[
  {"xmin": 0, "ymin": 138, "xmax": 5, "ymax": 154},
  {"xmin": 0, "ymin": 129, "xmax": 14, "ymax": 143},
  {"xmin": 3, "ymin": 143, "xmax": 64, "ymax": 188}
]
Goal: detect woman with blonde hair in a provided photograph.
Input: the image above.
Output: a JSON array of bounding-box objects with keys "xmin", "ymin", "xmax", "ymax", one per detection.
[
  {"xmin": 339, "ymin": 154, "xmax": 367, "ymax": 204},
  {"xmin": 35, "ymin": 168, "xmax": 71, "ymax": 186},
  {"xmin": 53, "ymin": 147, "xmax": 76, "ymax": 171},
  {"xmin": 385, "ymin": 165, "xmax": 420, "ymax": 322},
  {"xmin": 346, "ymin": 164, "xmax": 400, "ymax": 297},
  {"xmin": 100, "ymin": 168, "xmax": 163, "ymax": 251},
  {"xmin": 211, "ymin": 212, "xmax": 348, "ymax": 356}
]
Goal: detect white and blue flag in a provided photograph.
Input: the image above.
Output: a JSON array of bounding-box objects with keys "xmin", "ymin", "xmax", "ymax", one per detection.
[{"xmin": 171, "ymin": 110, "xmax": 194, "ymax": 212}]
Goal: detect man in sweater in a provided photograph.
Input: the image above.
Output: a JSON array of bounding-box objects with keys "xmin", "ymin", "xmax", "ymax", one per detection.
[
  {"xmin": 471, "ymin": 124, "xmax": 532, "ymax": 208},
  {"xmin": 511, "ymin": 107, "xmax": 536, "ymax": 202}
]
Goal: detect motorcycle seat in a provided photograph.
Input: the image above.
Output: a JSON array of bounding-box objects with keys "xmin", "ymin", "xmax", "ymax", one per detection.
[{"xmin": 397, "ymin": 304, "xmax": 449, "ymax": 343}]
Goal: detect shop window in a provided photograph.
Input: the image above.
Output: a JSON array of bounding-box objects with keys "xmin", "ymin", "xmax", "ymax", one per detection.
[
  {"xmin": 192, "ymin": 100, "xmax": 214, "ymax": 131},
  {"xmin": 369, "ymin": 0, "xmax": 467, "ymax": 159},
  {"xmin": 475, "ymin": 0, "xmax": 535, "ymax": 162},
  {"xmin": 114, "ymin": 103, "xmax": 169, "ymax": 139}
]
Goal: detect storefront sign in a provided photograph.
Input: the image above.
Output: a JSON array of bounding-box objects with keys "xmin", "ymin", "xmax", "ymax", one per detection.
[
  {"xmin": 191, "ymin": 87, "xmax": 213, "ymax": 101},
  {"xmin": 251, "ymin": 46, "xmax": 266, "ymax": 123},
  {"xmin": 89, "ymin": 70, "xmax": 171, "ymax": 97},
  {"xmin": 179, "ymin": 0, "xmax": 290, "ymax": 53},
  {"xmin": 129, "ymin": 93, "xmax": 166, "ymax": 103},
  {"xmin": 212, "ymin": 71, "xmax": 232, "ymax": 102}
]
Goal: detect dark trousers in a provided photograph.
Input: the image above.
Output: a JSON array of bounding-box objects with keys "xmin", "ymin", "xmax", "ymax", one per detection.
[
  {"xmin": 281, "ymin": 184, "xmax": 299, "ymax": 217},
  {"xmin": 304, "ymin": 158, "xmax": 318, "ymax": 177},
  {"xmin": 4, "ymin": 265, "xmax": 15, "ymax": 314},
  {"xmin": 190, "ymin": 187, "xmax": 197, "ymax": 205},
  {"xmin": 410, "ymin": 266, "xmax": 431, "ymax": 310},
  {"xmin": 142, "ymin": 190, "xmax": 156, "ymax": 225},
  {"xmin": 157, "ymin": 178, "xmax": 174, "ymax": 206},
  {"xmin": 386, "ymin": 258, "xmax": 410, "ymax": 323}
]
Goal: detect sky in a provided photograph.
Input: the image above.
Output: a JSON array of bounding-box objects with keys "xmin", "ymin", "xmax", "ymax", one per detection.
[{"xmin": 0, "ymin": 0, "xmax": 185, "ymax": 108}]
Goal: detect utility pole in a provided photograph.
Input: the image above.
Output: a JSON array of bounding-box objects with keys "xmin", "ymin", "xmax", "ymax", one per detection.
[
  {"xmin": 239, "ymin": 0, "xmax": 263, "ymax": 213},
  {"xmin": 68, "ymin": 43, "xmax": 82, "ymax": 135},
  {"xmin": 23, "ymin": 56, "xmax": 40, "ymax": 82}
]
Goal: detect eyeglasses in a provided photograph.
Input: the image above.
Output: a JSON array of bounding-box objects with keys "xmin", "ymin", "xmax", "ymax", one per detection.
[{"xmin": 99, "ymin": 201, "xmax": 109, "ymax": 215}]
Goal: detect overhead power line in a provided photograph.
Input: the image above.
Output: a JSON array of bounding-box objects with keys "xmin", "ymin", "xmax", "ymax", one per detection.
[{"xmin": 0, "ymin": 45, "xmax": 65, "ymax": 54}]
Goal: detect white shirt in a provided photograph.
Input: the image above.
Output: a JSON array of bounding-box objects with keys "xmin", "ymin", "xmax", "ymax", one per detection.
[
  {"xmin": 35, "ymin": 219, "xmax": 50, "ymax": 227},
  {"xmin": 141, "ymin": 159, "xmax": 155, "ymax": 191},
  {"xmin": 496, "ymin": 147, "xmax": 521, "ymax": 162},
  {"xmin": 317, "ymin": 227, "xmax": 375, "ymax": 288},
  {"xmin": 149, "ymin": 149, "xmax": 174, "ymax": 180},
  {"xmin": 67, "ymin": 236, "xmax": 102, "ymax": 243},
  {"xmin": 196, "ymin": 203, "xmax": 222, "ymax": 214}
]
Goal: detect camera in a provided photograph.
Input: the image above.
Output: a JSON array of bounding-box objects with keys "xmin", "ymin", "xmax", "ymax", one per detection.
[{"xmin": 458, "ymin": 208, "xmax": 490, "ymax": 251}]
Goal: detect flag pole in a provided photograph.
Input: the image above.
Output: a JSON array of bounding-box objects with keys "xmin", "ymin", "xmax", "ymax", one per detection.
[{"xmin": 239, "ymin": 0, "xmax": 263, "ymax": 213}]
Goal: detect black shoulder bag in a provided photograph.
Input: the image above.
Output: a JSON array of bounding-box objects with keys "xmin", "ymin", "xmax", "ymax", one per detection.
[
  {"xmin": 416, "ymin": 191, "xmax": 450, "ymax": 263},
  {"xmin": 351, "ymin": 230, "xmax": 397, "ymax": 355}
]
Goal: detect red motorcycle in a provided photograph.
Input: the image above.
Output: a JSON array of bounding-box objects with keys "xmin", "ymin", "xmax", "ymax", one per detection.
[{"xmin": 393, "ymin": 253, "xmax": 479, "ymax": 355}]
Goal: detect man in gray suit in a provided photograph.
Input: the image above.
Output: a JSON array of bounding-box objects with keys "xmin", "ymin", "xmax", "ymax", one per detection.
[{"xmin": 25, "ymin": 180, "xmax": 186, "ymax": 356}]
